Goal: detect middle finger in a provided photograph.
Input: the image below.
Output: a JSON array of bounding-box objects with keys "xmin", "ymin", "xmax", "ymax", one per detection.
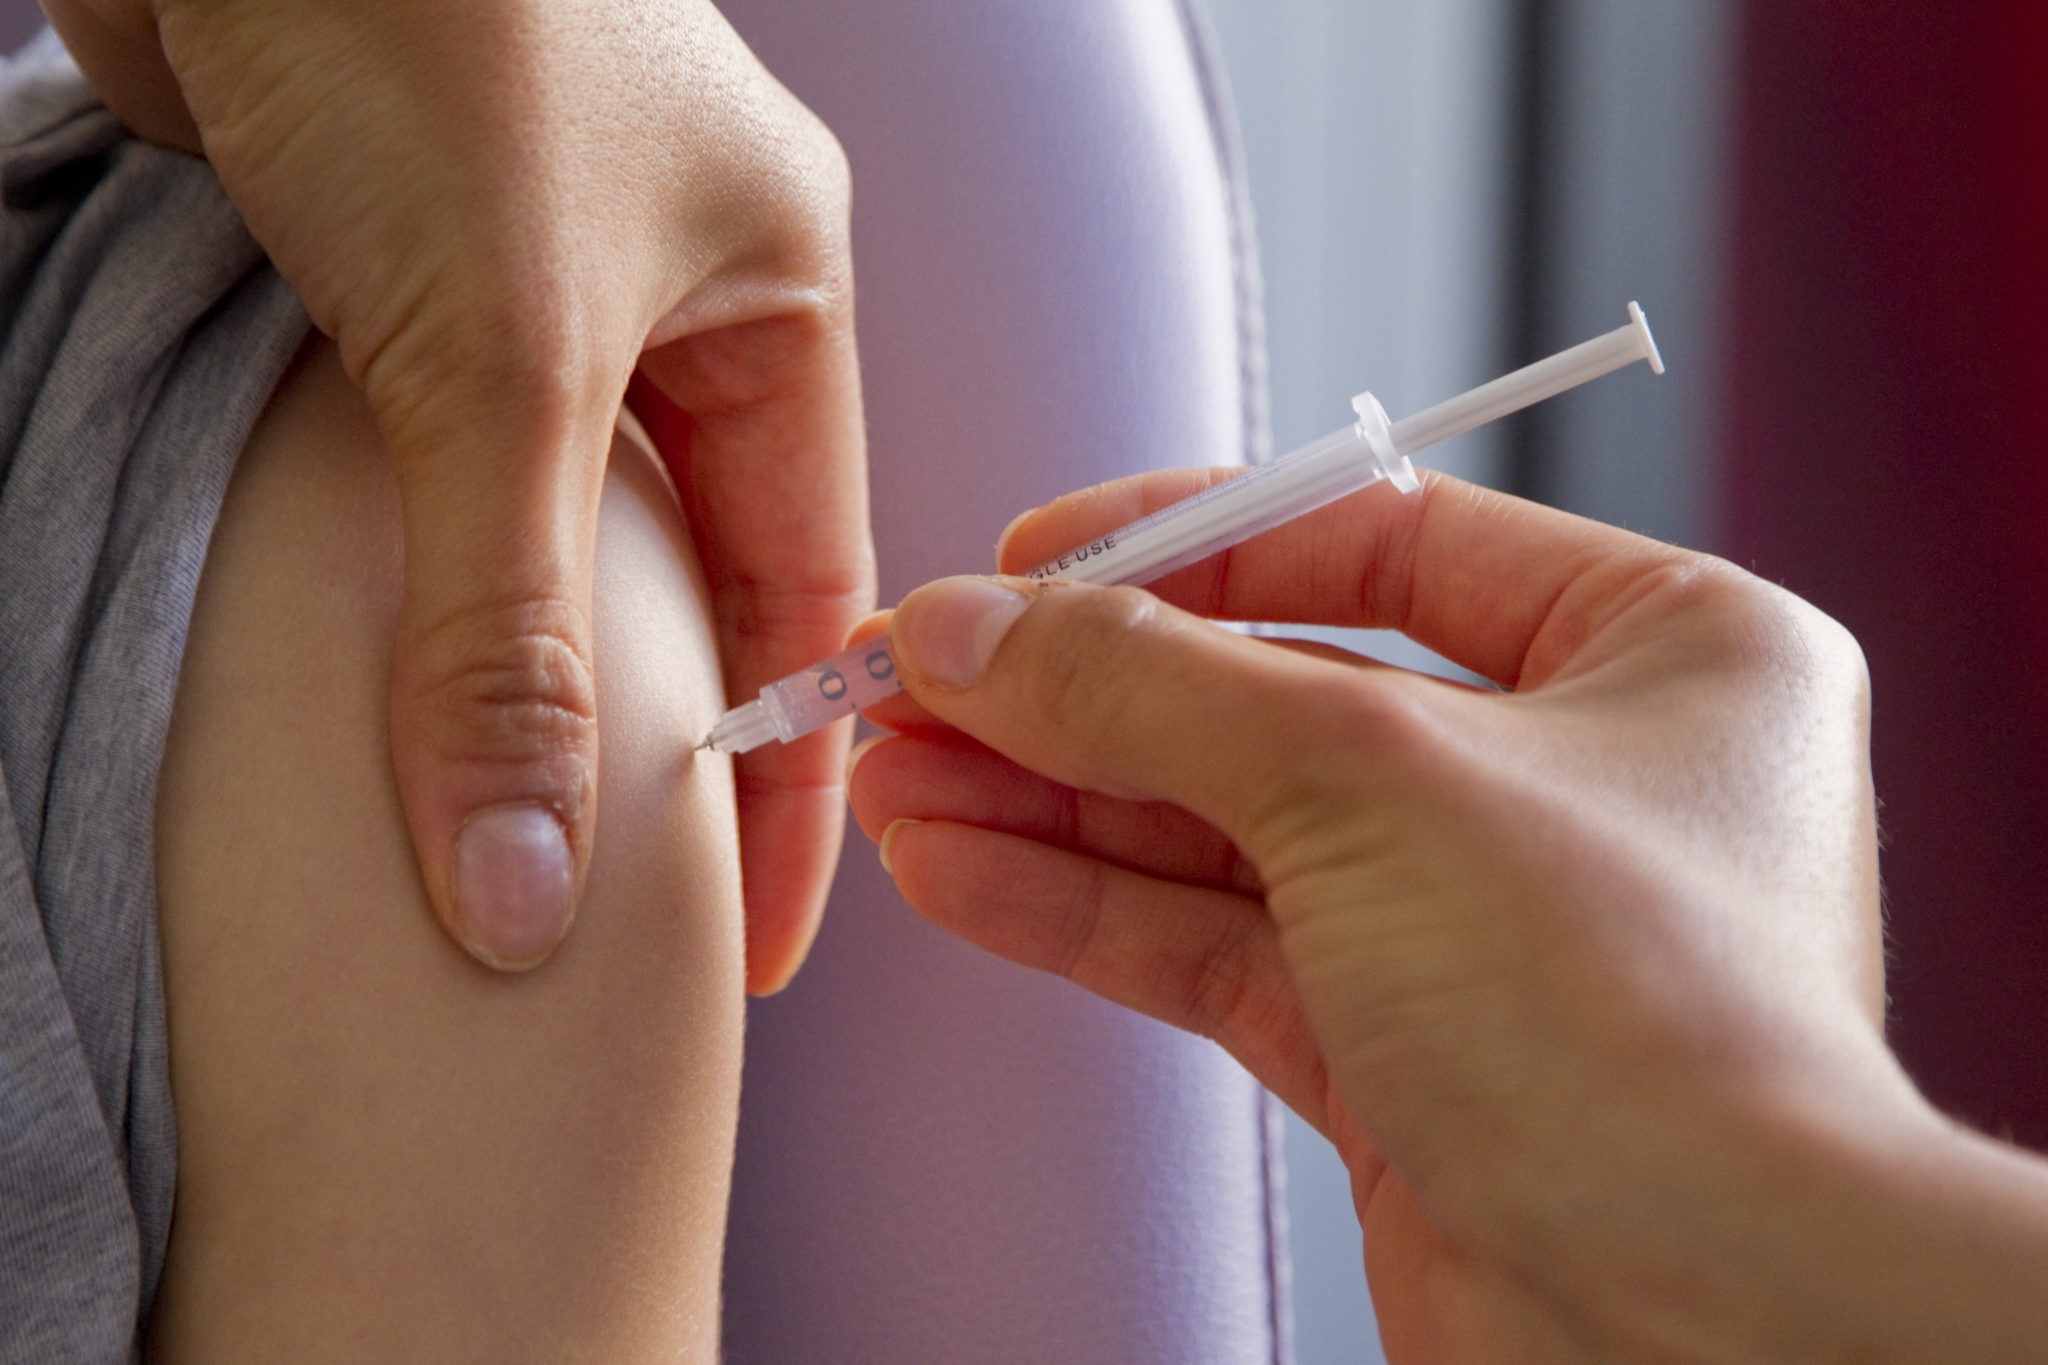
[{"xmin": 846, "ymin": 729, "xmax": 1260, "ymax": 896}]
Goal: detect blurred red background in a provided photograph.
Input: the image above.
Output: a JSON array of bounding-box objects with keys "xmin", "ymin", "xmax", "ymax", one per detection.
[{"xmin": 1729, "ymin": 2, "xmax": 2048, "ymax": 1143}]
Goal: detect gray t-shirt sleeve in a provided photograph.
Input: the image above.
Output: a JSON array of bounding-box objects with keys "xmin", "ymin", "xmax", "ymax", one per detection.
[{"xmin": 0, "ymin": 36, "xmax": 308, "ymax": 1362}]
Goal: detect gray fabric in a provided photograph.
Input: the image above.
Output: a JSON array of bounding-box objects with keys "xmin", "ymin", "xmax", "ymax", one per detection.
[{"xmin": 0, "ymin": 39, "xmax": 307, "ymax": 1362}]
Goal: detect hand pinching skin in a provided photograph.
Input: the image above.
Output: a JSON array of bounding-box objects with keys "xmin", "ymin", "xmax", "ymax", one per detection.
[{"xmin": 50, "ymin": 0, "xmax": 876, "ymax": 984}]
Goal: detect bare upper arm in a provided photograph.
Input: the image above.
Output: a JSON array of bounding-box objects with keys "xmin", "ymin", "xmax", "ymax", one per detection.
[{"xmin": 149, "ymin": 338, "xmax": 743, "ymax": 1361}]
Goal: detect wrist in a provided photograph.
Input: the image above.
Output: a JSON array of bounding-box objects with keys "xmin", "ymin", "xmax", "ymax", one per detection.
[
  {"xmin": 1774, "ymin": 1101, "xmax": 2048, "ymax": 1361},
  {"xmin": 1538, "ymin": 1051, "xmax": 2048, "ymax": 1362}
]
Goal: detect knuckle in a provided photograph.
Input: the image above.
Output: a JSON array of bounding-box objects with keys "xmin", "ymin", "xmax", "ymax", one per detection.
[
  {"xmin": 795, "ymin": 111, "xmax": 853, "ymax": 212},
  {"xmin": 1048, "ymin": 859, "xmax": 1114, "ymax": 983},
  {"xmin": 728, "ymin": 87, "xmax": 853, "ymax": 287},
  {"xmin": 1173, "ymin": 910, "xmax": 1306, "ymax": 1061},
  {"xmin": 758, "ymin": 79, "xmax": 851, "ymax": 205},
  {"xmin": 1760, "ymin": 584, "xmax": 1870, "ymax": 704},
  {"xmin": 1655, "ymin": 560, "xmax": 1871, "ymax": 706},
  {"xmin": 1022, "ymin": 584, "xmax": 1165, "ymax": 740},
  {"xmin": 405, "ymin": 596, "xmax": 599, "ymax": 765},
  {"xmin": 1180, "ymin": 912, "xmax": 1260, "ymax": 1039},
  {"xmin": 359, "ymin": 284, "xmax": 620, "ymax": 456},
  {"xmin": 784, "ymin": 131, "xmax": 855, "ymax": 293},
  {"xmin": 1244, "ymin": 668, "xmax": 1443, "ymax": 852}
]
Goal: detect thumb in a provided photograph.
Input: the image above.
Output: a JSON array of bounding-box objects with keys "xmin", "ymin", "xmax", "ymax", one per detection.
[
  {"xmin": 889, "ymin": 576, "xmax": 1373, "ymax": 851},
  {"xmin": 381, "ymin": 376, "xmax": 614, "ymax": 971}
]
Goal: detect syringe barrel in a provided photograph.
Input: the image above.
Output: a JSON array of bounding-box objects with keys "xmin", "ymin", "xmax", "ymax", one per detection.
[{"xmin": 755, "ymin": 634, "xmax": 905, "ymax": 740}]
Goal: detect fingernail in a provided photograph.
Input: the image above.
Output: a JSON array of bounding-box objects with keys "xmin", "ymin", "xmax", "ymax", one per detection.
[
  {"xmin": 878, "ymin": 818, "xmax": 921, "ymax": 874},
  {"xmin": 994, "ymin": 505, "xmax": 1040, "ymax": 563},
  {"xmin": 454, "ymin": 804, "xmax": 575, "ymax": 969},
  {"xmin": 845, "ymin": 734, "xmax": 887, "ymax": 789},
  {"xmin": 895, "ymin": 577, "xmax": 1030, "ymax": 690}
]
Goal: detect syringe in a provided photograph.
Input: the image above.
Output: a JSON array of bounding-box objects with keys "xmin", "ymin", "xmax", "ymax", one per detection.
[{"xmin": 701, "ymin": 302, "xmax": 1664, "ymax": 754}]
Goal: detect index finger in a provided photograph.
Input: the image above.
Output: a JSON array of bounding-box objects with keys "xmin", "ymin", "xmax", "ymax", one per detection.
[
  {"xmin": 632, "ymin": 307, "xmax": 876, "ymax": 994},
  {"xmin": 996, "ymin": 467, "xmax": 1694, "ymax": 690}
]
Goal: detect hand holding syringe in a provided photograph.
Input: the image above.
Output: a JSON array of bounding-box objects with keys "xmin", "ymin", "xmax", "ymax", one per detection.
[{"xmin": 701, "ymin": 303, "xmax": 1664, "ymax": 754}]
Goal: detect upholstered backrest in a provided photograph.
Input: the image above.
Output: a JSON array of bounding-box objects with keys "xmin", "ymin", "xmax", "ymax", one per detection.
[{"xmin": 713, "ymin": 2, "xmax": 1286, "ymax": 1360}]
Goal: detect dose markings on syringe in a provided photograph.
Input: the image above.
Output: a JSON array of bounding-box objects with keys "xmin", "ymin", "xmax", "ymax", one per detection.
[{"xmin": 768, "ymin": 634, "xmax": 903, "ymax": 729}]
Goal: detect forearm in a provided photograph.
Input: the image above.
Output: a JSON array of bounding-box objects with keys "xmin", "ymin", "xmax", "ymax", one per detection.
[
  {"xmin": 1786, "ymin": 1110, "xmax": 2048, "ymax": 1361},
  {"xmin": 1552, "ymin": 1072, "xmax": 2048, "ymax": 1363}
]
